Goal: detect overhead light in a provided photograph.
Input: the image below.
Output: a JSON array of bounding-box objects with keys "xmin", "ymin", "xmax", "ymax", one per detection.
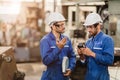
[{"xmin": 0, "ymin": 2, "xmax": 21, "ymax": 14}]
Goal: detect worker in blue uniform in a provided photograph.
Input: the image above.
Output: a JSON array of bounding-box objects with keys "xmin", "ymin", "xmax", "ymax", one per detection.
[
  {"xmin": 77, "ymin": 13, "xmax": 114, "ymax": 80},
  {"xmin": 40, "ymin": 12, "xmax": 76, "ymax": 80}
]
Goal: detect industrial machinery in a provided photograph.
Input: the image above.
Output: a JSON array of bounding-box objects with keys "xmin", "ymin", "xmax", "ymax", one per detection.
[{"xmin": 0, "ymin": 47, "xmax": 25, "ymax": 80}]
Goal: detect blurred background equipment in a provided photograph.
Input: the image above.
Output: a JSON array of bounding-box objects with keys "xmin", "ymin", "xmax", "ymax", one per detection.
[
  {"xmin": 0, "ymin": 0, "xmax": 46, "ymax": 62},
  {"xmin": 0, "ymin": 47, "xmax": 25, "ymax": 80},
  {"xmin": 114, "ymin": 47, "xmax": 120, "ymax": 66},
  {"xmin": 0, "ymin": 0, "xmax": 120, "ymax": 79}
]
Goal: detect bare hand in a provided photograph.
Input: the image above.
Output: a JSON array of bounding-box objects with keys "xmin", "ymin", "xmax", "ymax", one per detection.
[
  {"xmin": 56, "ymin": 37, "xmax": 67, "ymax": 49},
  {"xmin": 77, "ymin": 48, "xmax": 82, "ymax": 55},
  {"xmin": 63, "ymin": 69, "xmax": 71, "ymax": 76},
  {"xmin": 77, "ymin": 48, "xmax": 85, "ymax": 60},
  {"xmin": 81, "ymin": 47, "xmax": 95, "ymax": 57}
]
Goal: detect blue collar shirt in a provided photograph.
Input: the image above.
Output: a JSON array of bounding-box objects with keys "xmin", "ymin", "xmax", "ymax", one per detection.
[
  {"xmin": 85, "ymin": 31, "xmax": 114, "ymax": 80},
  {"xmin": 40, "ymin": 32, "xmax": 76, "ymax": 80}
]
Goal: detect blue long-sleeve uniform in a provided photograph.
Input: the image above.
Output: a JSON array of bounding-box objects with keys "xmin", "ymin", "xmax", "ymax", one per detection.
[
  {"xmin": 40, "ymin": 32, "xmax": 76, "ymax": 80},
  {"xmin": 85, "ymin": 31, "xmax": 114, "ymax": 80}
]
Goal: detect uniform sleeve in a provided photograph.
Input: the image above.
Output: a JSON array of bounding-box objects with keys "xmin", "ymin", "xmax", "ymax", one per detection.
[
  {"xmin": 68, "ymin": 40, "xmax": 76, "ymax": 71},
  {"xmin": 95, "ymin": 37, "xmax": 114, "ymax": 65},
  {"xmin": 40, "ymin": 38, "xmax": 61, "ymax": 66}
]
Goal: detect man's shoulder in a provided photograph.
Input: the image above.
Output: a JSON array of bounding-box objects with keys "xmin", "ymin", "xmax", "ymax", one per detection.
[
  {"xmin": 102, "ymin": 33, "xmax": 112, "ymax": 39},
  {"xmin": 101, "ymin": 33, "xmax": 114, "ymax": 43},
  {"xmin": 40, "ymin": 34, "xmax": 50, "ymax": 42}
]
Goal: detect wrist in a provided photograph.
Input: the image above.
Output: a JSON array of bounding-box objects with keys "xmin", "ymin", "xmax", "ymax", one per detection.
[{"xmin": 79, "ymin": 54, "xmax": 85, "ymax": 60}]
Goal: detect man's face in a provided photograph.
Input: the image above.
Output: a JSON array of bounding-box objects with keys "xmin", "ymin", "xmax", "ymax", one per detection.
[
  {"xmin": 54, "ymin": 21, "xmax": 65, "ymax": 34},
  {"xmin": 86, "ymin": 24, "xmax": 99, "ymax": 37}
]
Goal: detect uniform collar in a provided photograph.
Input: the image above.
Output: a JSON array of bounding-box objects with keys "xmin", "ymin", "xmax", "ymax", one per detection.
[
  {"xmin": 92, "ymin": 31, "xmax": 103, "ymax": 41},
  {"xmin": 49, "ymin": 31, "xmax": 64, "ymax": 40}
]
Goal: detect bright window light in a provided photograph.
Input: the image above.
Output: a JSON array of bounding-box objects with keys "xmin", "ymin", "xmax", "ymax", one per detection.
[{"xmin": 0, "ymin": 2, "xmax": 21, "ymax": 14}]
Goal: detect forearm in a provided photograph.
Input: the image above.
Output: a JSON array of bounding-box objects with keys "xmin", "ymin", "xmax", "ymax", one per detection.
[
  {"xmin": 68, "ymin": 57, "xmax": 76, "ymax": 70},
  {"xmin": 95, "ymin": 53, "xmax": 114, "ymax": 65}
]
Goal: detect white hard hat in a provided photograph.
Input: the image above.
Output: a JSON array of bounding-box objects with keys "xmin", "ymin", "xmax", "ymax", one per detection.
[
  {"xmin": 46, "ymin": 12, "xmax": 66, "ymax": 26},
  {"xmin": 83, "ymin": 13, "xmax": 103, "ymax": 26}
]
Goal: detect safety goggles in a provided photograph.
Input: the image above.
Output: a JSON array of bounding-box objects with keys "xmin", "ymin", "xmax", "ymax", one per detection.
[{"xmin": 54, "ymin": 22, "xmax": 65, "ymax": 28}]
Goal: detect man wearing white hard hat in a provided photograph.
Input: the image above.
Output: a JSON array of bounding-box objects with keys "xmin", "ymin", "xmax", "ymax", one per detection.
[
  {"xmin": 40, "ymin": 12, "xmax": 76, "ymax": 80},
  {"xmin": 77, "ymin": 12, "xmax": 114, "ymax": 80}
]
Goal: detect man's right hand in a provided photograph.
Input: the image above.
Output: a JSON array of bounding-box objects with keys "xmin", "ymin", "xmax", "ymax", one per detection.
[
  {"xmin": 56, "ymin": 37, "xmax": 67, "ymax": 49},
  {"xmin": 77, "ymin": 48, "xmax": 85, "ymax": 60},
  {"xmin": 77, "ymin": 48, "xmax": 82, "ymax": 55}
]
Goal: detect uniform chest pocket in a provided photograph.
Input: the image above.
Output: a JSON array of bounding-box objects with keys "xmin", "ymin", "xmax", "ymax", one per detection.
[
  {"xmin": 93, "ymin": 47, "xmax": 103, "ymax": 54},
  {"xmin": 93, "ymin": 42, "xmax": 103, "ymax": 53},
  {"xmin": 64, "ymin": 45, "xmax": 69, "ymax": 48},
  {"xmin": 93, "ymin": 47, "xmax": 102, "ymax": 50}
]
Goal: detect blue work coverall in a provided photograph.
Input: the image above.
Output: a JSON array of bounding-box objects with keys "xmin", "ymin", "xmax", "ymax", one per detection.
[
  {"xmin": 40, "ymin": 32, "xmax": 76, "ymax": 80},
  {"xmin": 84, "ymin": 31, "xmax": 114, "ymax": 80}
]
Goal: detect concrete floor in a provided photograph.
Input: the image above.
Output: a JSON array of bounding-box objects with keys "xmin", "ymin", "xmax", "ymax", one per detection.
[
  {"xmin": 109, "ymin": 66, "xmax": 120, "ymax": 80},
  {"xmin": 17, "ymin": 62, "xmax": 120, "ymax": 80},
  {"xmin": 17, "ymin": 62, "xmax": 46, "ymax": 80}
]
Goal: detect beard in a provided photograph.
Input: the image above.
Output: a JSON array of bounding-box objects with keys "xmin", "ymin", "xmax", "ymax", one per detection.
[
  {"xmin": 88, "ymin": 28, "xmax": 98, "ymax": 38},
  {"xmin": 56, "ymin": 28, "xmax": 65, "ymax": 34}
]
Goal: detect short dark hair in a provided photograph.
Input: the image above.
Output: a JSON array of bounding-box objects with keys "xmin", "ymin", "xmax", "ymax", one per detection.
[{"xmin": 93, "ymin": 23, "xmax": 99, "ymax": 28}]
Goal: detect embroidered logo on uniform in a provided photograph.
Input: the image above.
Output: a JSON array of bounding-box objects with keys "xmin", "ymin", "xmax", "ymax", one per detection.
[
  {"xmin": 50, "ymin": 46, "xmax": 56, "ymax": 48},
  {"xmin": 64, "ymin": 45, "xmax": 69, "ymax": 47},
  {"xmin": 93, "ymin": 47, "xmax": 102, "ymax": 50}
]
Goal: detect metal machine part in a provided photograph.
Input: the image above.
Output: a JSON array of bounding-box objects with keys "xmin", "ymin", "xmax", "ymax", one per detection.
[
  {"xmin": 0, "ymin": 47, "xmax": 25, "ymax": 80},
  {"xmin": 1, "ymin": 54, "xmax": 12, "ymax": 63},
  {"xmin": 13, "ymin": 70, "xmax": 25, "ymax": 80}
]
